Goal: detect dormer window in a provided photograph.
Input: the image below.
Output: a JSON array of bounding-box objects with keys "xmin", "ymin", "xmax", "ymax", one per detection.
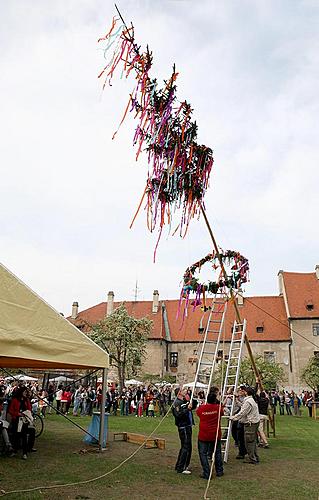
[{"xmin": 256, "ymin": 326, "xmax": 264, "ymax": 333}]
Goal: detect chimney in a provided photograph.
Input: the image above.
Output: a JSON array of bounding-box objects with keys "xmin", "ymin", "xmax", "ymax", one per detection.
[
  {"xmin": 152, "ymin": 290, "xmax": 159, "ymax": 313},
  {"xmin": 107, "ymin": 291, "xmax": 114, "ymax": 316},
  {"xmin": 237, "ymin": 288, "xmax": 244, "ymax": 307},
  {"xmin": 315, "ymin": 265, "xmax": 319, "ymax": 280},
  {"xmin": 71, "ymin": 301, "xmax": 78, "ymax": 319},
  {"xmin": 278, "ymin": 270, "xmax": 284, "ymax": 295}
]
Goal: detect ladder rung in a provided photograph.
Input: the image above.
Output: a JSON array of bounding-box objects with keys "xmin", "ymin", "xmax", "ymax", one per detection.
[
  {"xmin": 200, "ymin": 362, "xmax": 214, "ymax": 366},
  {"xmin": 207, "ymin": 330, "xmax": 219, "ymax": 334},
  {"xmin": 203, "ymin": 351, "xmax": 216, "ymax": 355},
  {"xmin": 229, "ymin": 365, "xmax": 238, "ymax": 368},
  {"xmin": 231, "ymin": 347, "xmax": 241, "ymax": 350},
  {"xmin": 210, "ymin": 320, "xmax": 223, "ymax": 323}
]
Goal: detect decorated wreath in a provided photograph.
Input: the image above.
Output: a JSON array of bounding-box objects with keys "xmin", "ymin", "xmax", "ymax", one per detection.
[{"xmin": 180, "ymin": 250, "xmax": 249, "ymax": 311}]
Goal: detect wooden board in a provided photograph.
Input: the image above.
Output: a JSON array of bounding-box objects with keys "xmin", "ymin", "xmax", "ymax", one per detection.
[{"xmin": 113, "ymin": 432, "xmax": 165, "ymax": 449}]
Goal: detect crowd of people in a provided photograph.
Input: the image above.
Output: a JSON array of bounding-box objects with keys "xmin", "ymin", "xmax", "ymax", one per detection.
[{"xmin": 1, "ymin": 374, "xmax": 318, "ymax": 475}]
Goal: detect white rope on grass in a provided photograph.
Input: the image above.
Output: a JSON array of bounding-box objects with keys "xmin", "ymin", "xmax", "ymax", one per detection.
[{"xmin": 0, "ymin": 399, "xmax": 175, "ymax": 497}]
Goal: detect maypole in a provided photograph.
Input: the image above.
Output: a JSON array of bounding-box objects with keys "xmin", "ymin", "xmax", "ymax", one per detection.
[{"xmin": 98, "ymin": 5, "xmax": 264, "ymax": 391}]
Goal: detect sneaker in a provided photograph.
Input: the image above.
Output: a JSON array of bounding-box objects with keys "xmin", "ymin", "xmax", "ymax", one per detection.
[
  {"xmin": 182, "ymin": 470, "xmax": 191, "ymax": 475},
  {"xmin": 30, "ymin": 448, "xmax": 37, "ymax": 452},
  {"xmin": 216, "ymin": 472, "xmax": 224, "ymax": 477},
  {"xmin": 243, "ymin": 459, "xmax": 258, "ymax": 464},
  {"xmin": 22, "ymin": 454, "xmax": 27, "ymax": 460}
]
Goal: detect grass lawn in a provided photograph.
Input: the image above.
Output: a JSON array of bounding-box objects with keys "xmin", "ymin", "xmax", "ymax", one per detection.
[{"xmin": 1, "ymin": 410, "xmax": 319, "ymax": 500}]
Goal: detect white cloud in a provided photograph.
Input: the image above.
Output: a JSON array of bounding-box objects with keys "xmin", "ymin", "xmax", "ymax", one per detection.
[{"xmin": 1, "ymin": 0, "xmax": 319, "ymax": 314}]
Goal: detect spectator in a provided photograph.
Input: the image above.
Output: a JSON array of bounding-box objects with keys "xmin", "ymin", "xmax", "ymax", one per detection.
[{"xmin": 8, "ymin": 386, "xmax": 36, "ymax": 460}]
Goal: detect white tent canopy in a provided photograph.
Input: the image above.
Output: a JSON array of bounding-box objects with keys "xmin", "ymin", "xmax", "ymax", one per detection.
[
  {"xmin": 0, "ymin": 263, "xmax": 109, "ymax": 370},
  {"xmin": 5, "ymin": 374, "xmax": 38, "ymax": 381},
  {"xmin": 49, "ymin": 376, "xmax": 75, "ymax": 383},
  {"xmin": 125, "ymin": 379, "xmax": 143, "ymax": 386},
  {"xmin": 182, "ymin": 381, "xmax": 208, "ymax": 389}
]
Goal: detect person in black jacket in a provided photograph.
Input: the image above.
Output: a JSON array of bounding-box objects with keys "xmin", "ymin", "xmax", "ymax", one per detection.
[
  {"xmin": 256, "ymin": 391, "xmax": 269, "ymax": 448},
  {"xmin": 172, "ymin": 388, "xmax": 196, "ymax": 474}
]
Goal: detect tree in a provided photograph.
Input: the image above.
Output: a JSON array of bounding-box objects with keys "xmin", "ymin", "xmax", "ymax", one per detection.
[
  {"xmin": 211, "ymin": 355, "xmax": 285, "ymax": 392},
  {"xmin": 301, "ymin": 356, "xmax": 319, "ymax": 391},
  {"xmin": 87, "ymin": 303, "xmax": 152, "ymax": 390},
  {"xmin": 239, "ymin": 355, "xmax": 285, "ymax": 391}
]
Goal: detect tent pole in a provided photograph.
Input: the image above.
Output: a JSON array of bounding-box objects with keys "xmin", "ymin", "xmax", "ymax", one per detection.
[{"xmin": 99, "ymin": 367, "xmax": 108, "ymax": 450}]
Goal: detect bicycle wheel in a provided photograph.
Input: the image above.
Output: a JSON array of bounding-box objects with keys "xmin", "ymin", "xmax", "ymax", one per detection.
[{"xmin": 33, "ymin": 413, "xmax": 44, "ymax": 438}]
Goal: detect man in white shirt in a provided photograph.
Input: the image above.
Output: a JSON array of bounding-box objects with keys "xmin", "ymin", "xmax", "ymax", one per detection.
[{"xmin": 229, "ymin": 386, "xmax": 260, "ymax": 464}]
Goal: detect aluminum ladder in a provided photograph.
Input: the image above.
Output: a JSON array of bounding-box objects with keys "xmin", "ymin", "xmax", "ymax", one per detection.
[
  {"xmin": 220, "ymin": 319, "xmax": 247, "ymax": 462},
  {"xmin": 190, "ymin": 294, "xmax": 227, "ymax": 403}
]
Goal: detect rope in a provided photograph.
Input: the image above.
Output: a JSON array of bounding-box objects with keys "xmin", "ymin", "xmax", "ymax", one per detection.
[
  {"xmin": 0, "ymin": 397, "xmax": 176, "ymax": 497},
  {"xmin": 203, "ymin": 295, "xmax": 226, "ymax": 499}
]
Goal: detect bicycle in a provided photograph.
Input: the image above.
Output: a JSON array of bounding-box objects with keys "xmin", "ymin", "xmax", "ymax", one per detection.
[{"xmin": 32, "ymin": 412, "xmax": 44, "ymax": 438}]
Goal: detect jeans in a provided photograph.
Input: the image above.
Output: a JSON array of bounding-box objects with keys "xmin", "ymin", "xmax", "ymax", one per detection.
[
  {"xmin": 279, "ymin": 404, "xmax": 284, "ymax": 415},
  {"xmin": 198, "ymin": 439, "xmax": 223, "ymax": 478},
  {"xmin": 175, "ymin": 426, "xmax": 192, "ymax": 472},
  {"xmin": 73, "ymin": 398, "xmax": 81, "ymax": 416}
]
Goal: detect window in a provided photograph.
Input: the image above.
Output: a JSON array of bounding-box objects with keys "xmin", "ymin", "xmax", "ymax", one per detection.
[
  {"xmin": 170, "ymin": 352, "xmax": 178, "ymax": 367},
  {"xmin": 314, "ymin": 351, "xmax": 319, "ymax": 358},
  {"xmin": 256, "ymin": 326, "xmax": 264, "ymax": 333},
  {"xmin": 306, "ymin": 303, "xmax": 314, "ymax": 311},
  {"xmin": 264, "ymin": 351, "xmax": 276, "ymax": 363},
  {"xmin": 313, "ymin": 324, "xmax": 319, "ymax": 336}
]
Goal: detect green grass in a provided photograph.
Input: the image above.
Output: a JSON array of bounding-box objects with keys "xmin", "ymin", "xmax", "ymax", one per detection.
[{"xmin": 1, "ymin": 411, "xmax": 319, "ymax": 499}]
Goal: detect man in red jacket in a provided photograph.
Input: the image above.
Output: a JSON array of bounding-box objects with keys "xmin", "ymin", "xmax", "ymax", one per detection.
[{"xmin": 196, "ymin": 388, "xmax": 224, "ymax": 479}]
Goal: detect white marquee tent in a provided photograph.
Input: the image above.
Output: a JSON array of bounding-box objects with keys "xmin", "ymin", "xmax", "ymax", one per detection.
[{"xmin": 0, "ymin": 262, "xmax": 109, "ymax": 447}]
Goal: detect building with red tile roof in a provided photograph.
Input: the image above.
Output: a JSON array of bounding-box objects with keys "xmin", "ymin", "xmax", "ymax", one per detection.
[{"xmin": 68, "ymin": 266, "xmax": 319, "ymax": 391}]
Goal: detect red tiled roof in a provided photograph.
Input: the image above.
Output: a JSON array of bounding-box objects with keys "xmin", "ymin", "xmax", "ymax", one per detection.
[
  {"xmin": 68, "ymin": 301, "xmax": 164, "ymax": 340},
  {"xmin": 283, "ymin": 272, "xmax": 319, "ymax": 318},
  {"xmin": 164, "ymin": 296, "xmax": 290, "ymax": 342},
  {"xmin": 69, "ymin": 295, "xmax": 290, "ymax": 343}
]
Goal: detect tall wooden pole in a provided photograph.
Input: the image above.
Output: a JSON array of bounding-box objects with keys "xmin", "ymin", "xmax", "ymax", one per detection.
[{"xmin": 200, "ymin": 204, "xmax": 264, "ymax": 391}]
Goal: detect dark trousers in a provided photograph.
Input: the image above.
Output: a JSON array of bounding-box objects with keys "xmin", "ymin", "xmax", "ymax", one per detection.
[
  {"xmin": 279, "ymin": 404, "xmax": 284, "ymax": 415},
  {"xmin": 237, "ymin": 423, "xmax": 247, "ymax": 457},
  {"xmin": 11, "ymin": 421, "xmax": 35, "ymax": 455},
  {"xmin": 231, "ymin": 420, "xmax": 239, "ymax": 445},
  {"xmin": 175, "ymin": 426, "xmax": 192, "ymax": 472},
  {"xmin": 286, "ymin": 404, "xmax": 292, "ymax": 415},
  {"xmin": 198, "ymin": 439, "xmax": 223, "ymax": 478}
]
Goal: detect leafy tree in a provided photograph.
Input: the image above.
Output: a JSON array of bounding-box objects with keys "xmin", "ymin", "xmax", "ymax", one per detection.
[
  {"xmin": 239, "ymin": 355, "xmax": 285, "ymax": 391},
  {"xmin": 301, "ymin": 356, "xmax": 319, "ymax": 391},
  {"xmin": 210, "ymin": 355, "xmax": 285, "ymax": 392},
  {"xmin": 87, "ymin": 303, "xmax": 152, "ymax": 390}
]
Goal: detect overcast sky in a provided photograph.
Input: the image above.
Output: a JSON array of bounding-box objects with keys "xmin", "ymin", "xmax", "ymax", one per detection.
[{"xmin": 1, "ymin": 0, "xmax": 319, "ymax": 316}]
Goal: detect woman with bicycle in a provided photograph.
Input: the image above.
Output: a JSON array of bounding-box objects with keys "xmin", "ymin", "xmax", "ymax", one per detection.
[{"xmin": 8, "ymin": 386, "xmax": 37, "ymax": 460}]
